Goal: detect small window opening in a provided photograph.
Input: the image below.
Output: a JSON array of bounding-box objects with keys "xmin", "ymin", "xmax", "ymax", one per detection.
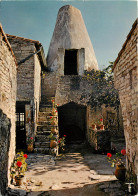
[{"xmin": 64, "ymin": 50, "xmax": 78, "ymax": 75}]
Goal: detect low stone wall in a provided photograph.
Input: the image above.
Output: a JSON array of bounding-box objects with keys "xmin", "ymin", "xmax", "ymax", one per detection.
[{"xmin": 88, "ymin": 129, "xmax": 111, "ymax": 153}]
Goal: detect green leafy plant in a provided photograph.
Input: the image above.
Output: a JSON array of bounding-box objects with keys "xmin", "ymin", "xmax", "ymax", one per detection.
[
  {"xmin": 84, "ymin": 62, "xmax": 120, "ymax": 109},
  {"xmin": 107, "ymin": 149, "xmax": 126, "ymax": 167},
  {"xmin": 58, "ymin": 135, "xmax": 66, "ymax": 152},
  {"xmin": 48, "ymin": 133, "xmax": 57, "ymax": 140},
  {"xmin": 27, "ymin": 137, "xmax": 33, "ymax": 145},
  {"xmin": 10, "ymin": 152, "xmax": 28, "ymax": 180}
]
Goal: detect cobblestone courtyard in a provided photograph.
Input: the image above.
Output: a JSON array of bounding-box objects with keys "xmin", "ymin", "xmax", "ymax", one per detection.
[{"xmin": 8, "ymin": 139, "xmax": 130, "ymax": 196}]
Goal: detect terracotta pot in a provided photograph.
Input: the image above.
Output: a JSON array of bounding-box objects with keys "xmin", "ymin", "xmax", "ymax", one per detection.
[
  {"xmin": 51, "ymin": 108, "xmax": 57, "ymax": 116},
  {"xmin": 92, "ymin": 124, "xmax": 96, "ymax": 130},
  {"xmin": 15, "ymin": 175, "xmax": 22, "ymax": 186},
  {"xmin": 51, "ymin": 128, "xmax": 58, "ymax": 134},
  {"xmin": 114, "ymin": 164, "xmax": 126, "ymax": 181},
  {"xmin": 50, "ymin": 140, "xmax": 58, "ymax": 148},
  {"xmin": 27, "ymin": 144, "xmax": 33, "ymax": 152},
  {"xmin": 51, "ymin": 119, "xmax": 57, "ymax": 125},
  {"xmin": 100, "ymin": 125, "xmax": 105, "ymax": 130}
]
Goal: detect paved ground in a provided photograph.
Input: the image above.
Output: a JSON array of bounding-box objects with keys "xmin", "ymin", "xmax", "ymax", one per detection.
[{"xmin": 9, "ymin": 139, "xmax": 129, "ymax": 196}]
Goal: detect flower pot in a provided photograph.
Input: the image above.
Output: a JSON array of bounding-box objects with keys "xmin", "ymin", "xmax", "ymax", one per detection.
[
  {"xmin": 51, "ymin": 108, "xmax": 57, "ymax": 116},
  {"xmin": 15, "ymin": 175, "xmax": 22, "ymax": 186},
  {"xmin": 51, "ymin": 127, "xmax": 58, "ymax": 134},
  {"xmin": 50, "ymin": 140, "xmax": 58, "ymax": 148},
  {"xmin": 51, "ymin": 119, "xmax": 57, "ymax": 125},
  {"xmin": 114, "ymin": 164, "xmax": 126, "ymax": 181},
  {"xmin": 27, "ymin": 144, "xmax": 33, "ymax": 152},
  {"xmin": 100, "ymin": 125, "xmax": 105, "ymax": 130},
  {"xmin": 92, "ymin": 124, "xmax": 96, "ymax": 130}
]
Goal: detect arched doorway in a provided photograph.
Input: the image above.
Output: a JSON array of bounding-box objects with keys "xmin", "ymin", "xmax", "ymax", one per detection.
[{"xmin": 58, "ymin": 102, "xmax": 87, "ymax": 144}]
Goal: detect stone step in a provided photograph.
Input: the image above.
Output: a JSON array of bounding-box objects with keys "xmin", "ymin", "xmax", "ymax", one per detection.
[
  {"xmin": 38, "ymin": 116, "xmax": 58, "ymax": 122},
  {"xmin": 36, "ymin": 130, "xmax": 51, "ymax": 135},
  {"xmin": 37, "ymin": 121, "xmax": 51, "ymax": 125},
  {"xmin": 37, "ymin": 125, "xmax": 58, "ymax": 131},
  {"xmin": 38, "ymin": 112, "xmax": 51, "ymax": 118},
  {"xmin": 37, "ymin": 118, "xmax": 50, "ymax": 123},
  {"xmin": 35, "ymin": 135, "xmax": 50, "ymax": 142},
  {"xmin": 39, "ymin": 107, "xmax": 52, "ymax": 112},
  {"xmin": 37, "ymin": 121, "xmax": 58, "ymax": 126},
  {"xmin": 34, "ymin": 147, "xmax": 50, "ymax": 154},
  {"xmin": 35, "ymin": 142, "xmax": 50, "ymax": 148},
  {"xmin": 37, "ymin": 125, "xmax": 51, "ymax": 131},
  {"xmin": 39, "ymin": 104, "xmax": 52, "ymax": 112}
]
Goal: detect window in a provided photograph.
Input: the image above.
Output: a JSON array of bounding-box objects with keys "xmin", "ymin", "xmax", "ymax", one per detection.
[{"xmin": 64, "ymin": 49, "xmax": 78, "ymax": 75}]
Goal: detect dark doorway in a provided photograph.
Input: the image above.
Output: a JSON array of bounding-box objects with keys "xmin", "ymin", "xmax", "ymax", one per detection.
[
  {"xmin": 64, "ymin": 49, "xmax": 78, "ymax": 75},
  {"xmin": 16, "ymin": 102, "xmax": 26, "ymax": 150},
  {"xmin": 58, "ymin": 102, "xmax": 86, "ymax": 144}
]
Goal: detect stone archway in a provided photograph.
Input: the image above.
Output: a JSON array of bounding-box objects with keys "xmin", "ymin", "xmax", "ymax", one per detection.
[{"xmin": 58, "ymin": 102, "xmax": 87, "ymax": 144}]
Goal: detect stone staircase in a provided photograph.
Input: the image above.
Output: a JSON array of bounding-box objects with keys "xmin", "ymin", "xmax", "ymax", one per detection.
[{"xmin": 34, "ymin": 103, "xmax": 57, "ymax": 154}]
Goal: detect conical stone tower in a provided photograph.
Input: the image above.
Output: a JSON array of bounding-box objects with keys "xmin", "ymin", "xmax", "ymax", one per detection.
[{"xmin": 47, "ymin": 5, "xmax": 99, "ymax": 72}]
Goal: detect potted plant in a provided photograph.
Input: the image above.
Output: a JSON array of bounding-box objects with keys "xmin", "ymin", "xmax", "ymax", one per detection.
[
  {"xmin": 27, "ymin": 137, "xmax": 33, "ymax": 152},
  {"xmin": 48, "ymin": 133, "xmax": 58, "ymax": 148},
  {"xmin": 107, "ymin": 149, "xmax": 126, "ymax": 181},
  {"xmin": 58, "ymin": 135, "xmax": 66, "ymax": 153},
  {"xmin": 49, "ymin": 116, "xmax": 58, "ymax": 125},
  {"xmin": 92, "ymin": 117, "xmax": 105, "ymax": 130},
  {"xmin": 10, "ymin": 152, "xmax": 28, "ymax": 186},
  {"xmin": 15, "ymin": 161, "xmax": 23, "ymax": 186},
  {"xmin": 51, "ymin": 99, "xmax": 58, "ymax": 116}
]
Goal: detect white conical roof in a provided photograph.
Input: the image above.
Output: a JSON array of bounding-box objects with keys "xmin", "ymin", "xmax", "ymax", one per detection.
[{"xmin": 47, "ymin": 5, "xmax": 99, "ymax": 71}]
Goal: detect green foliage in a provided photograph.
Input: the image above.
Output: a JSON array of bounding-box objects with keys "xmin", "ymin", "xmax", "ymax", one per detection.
[
  {"xmin": 10, "ymin": 152, "xmax": 27, "ymax": 178},
  {"xmin": 84, "ymin": 62, "xmax": 120, "ymax": 109},
  {"xmin": 48, "ymin": 133, "xmax": 57, "ymax": 140}
]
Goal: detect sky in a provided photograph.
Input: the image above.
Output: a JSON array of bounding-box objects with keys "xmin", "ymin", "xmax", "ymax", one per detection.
[{"xmin": 0, "ymin": 0, "xmax": 137, "ymax": 70}]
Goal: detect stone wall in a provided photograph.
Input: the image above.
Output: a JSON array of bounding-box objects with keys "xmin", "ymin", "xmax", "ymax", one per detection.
[
  {"xmin": 7, "ymin": 36, "xmax": 43, "ymax": 143},
  {"xmin": 89, "ymin": 128, "xmax": 111, "ymax": 153},
  {"xmin": 7, "ymin": 37, "xmax": 35, "ymax": 101},
  {"xmin": 42, "ymin": 74, "xmax": 124, "ymax": 138},
  {"xmin": 113, "ymin": 19, "xmax": 137, "ymax": 184},
  {"xmin": 41, "ymin": 72, "xmax": 58, "ymax": 103},
  {"xmin": 0, "ymin": 110, "xmax": 11, "ymax": 195},
  {"xmin": 0, "ymin": 28, "xmax": 17, "ymax": 195}
]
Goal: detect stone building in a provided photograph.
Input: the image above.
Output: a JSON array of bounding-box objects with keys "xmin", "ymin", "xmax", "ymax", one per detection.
[
  {"xmin": 113, "ymin": 19, "xmax": 137, "ymax": 184},
  {"xmin": 7, "ymin": 34, "xmax": 47, "ymax": 151},
  {"xmin": 0, "ymin": 24, "xmax": 17, "ymax": 195},
  {"xmin": 1, "ymin": 5, "xmax": 123, "ymax": 155},
  {"xmin": 39, "ymin": 5, "xmax": 123, "ymax": 153}
]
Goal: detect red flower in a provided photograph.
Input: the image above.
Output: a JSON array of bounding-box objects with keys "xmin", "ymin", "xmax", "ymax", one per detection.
[
  {"xmin": 16, "ymin": 161, "xmax": 22, "ymax": 167},
  {"xmin": 56, "ymin": 111, "xmax": 57, "ymax": 113},
  {"xmin": 30, "ymin": 137, "xmax": 33, "ymax": 140},
  {"xmin": 107, "ymin": 153, "xmax": 112, "ymax": 158},
  {"xmin": 52, "ymin": 100, "xmax": 54, "ymax": 102},
  {"xmin": 121, "ymin": 149, "xmax": 126, "ymax": 155},
  {"xmin": 57, "ymin": 104, "xmax": 59, "ymax": 106},
  {"xmin": 58, "ymin": 140, "xmax": 61, "ymax": 143},
  {"xmin": 100, "ymin": 118, "xmax": 103, "ymax": 122},
  {"xmin": 64, "ymin": 135, "xmax": 67, "ymax": 137},
  {"xmin": 50, "ymin": 116, "xmax": 52, "ymax": 119},
  {"xmin": 24, "ymin": 154, "xmax": 28, "ymax": 159}
]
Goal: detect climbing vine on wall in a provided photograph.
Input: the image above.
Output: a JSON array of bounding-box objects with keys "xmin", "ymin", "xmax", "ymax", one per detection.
[{"xmin": 84, "ymin": 62, "xmax": 120, "ymax": 109}]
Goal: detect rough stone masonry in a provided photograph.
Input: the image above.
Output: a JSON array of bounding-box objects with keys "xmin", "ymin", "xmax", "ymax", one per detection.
[
  {"xmin": 113, "ymin": 19, "xmax": 138, "ymax": 186},
  {"xmin": 0, "ymin": 24, "xmax": 17, "ymax": 195}
]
